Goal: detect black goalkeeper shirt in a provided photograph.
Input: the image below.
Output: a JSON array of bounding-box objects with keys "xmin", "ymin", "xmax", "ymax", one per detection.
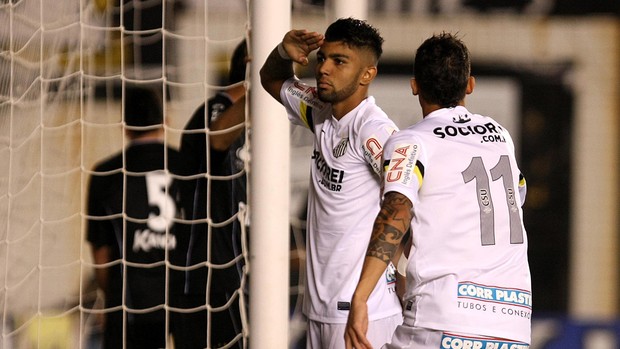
[
  {"xmin": 87, "ymin": 141, "xmax": 192, "ymax": 317},
  {"xmin": 181, "ymin": 92, "xmax": 247, "ymax": 295}
]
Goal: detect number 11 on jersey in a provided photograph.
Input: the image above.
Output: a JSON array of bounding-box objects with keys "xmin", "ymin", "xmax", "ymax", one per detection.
[{"xmin": 462, "ymin": 155, "xmax": 524, "ymax": 246}]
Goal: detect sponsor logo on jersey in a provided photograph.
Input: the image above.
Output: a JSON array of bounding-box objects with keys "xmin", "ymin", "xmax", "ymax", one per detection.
[
  {"xmin": 363, "ymin": 135, "xmax": 384, "ymax": 175},
  {"xmin": 333, "ymin": 137, "xmax": 349, "ymax": 158},
  {"xmin": 312, "ymin": 149, "xmax": 345, "ymax": 192},
  {"xmin": 441, "ymin": 333, "xmax": 529, "ymax": 349},
  {"xmin": 286, "ymin": 82, "xmax": 325, "ymax": 109},
  {"xmin": 453, "ymin": 113, "xmax": 472, "ymax": 124},
  {"xmin": 386, "ymin": 262, "xmax": 396, "ymax": 285},
  {"xmin": 433, "ymin": 122, "xmax": 506, "ymax": 144},
  {"xmin": 133, "ymin": 228, "xmax": 177, "ymax": 252},
  {"xmin": 457, "ymin": 282, "xmax": 532, "ymax": 309},
  {"xmin": 385, "ymin": 143, "xmax": 422, "ymax": 187}
]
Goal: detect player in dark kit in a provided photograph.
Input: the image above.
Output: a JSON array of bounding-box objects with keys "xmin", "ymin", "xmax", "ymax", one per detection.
[
  {"xmin": 87, "ymin": 85, "xmax": 192, "ymax": 349},
  {"xmin": 177, "ymin": 39, "xmax": 248, "ymax": 349}
]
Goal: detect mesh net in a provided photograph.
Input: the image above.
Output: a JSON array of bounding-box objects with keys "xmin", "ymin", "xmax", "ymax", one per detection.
[{"xmin": 0, "ymin": 1, "xmax": 288, "ymax": 348}]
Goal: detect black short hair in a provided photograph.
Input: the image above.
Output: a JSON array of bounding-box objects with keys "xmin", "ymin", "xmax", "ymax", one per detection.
[
  {"xmin": 228, "ymin": 39, "xmax": 248, "ymax": 84},
  {"xmin": 413, "ymin": 32, "xmax": 471, "ymax": 108},
  {"xmin": 324, "ymin": 17, "xmax": 384, "ymax": 62},
  {"xmin": 124, "ymin": 85, "xmax": 163, "ymax": 129}
]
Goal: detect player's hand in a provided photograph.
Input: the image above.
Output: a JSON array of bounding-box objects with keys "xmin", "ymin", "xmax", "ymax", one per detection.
[
  {"xmin": 282, "ymin": 29, "xmax": 324, "ymax": 66},
  {"xmin": 344, "ymin": 298, "xmax": 373, "ymax": 349}
]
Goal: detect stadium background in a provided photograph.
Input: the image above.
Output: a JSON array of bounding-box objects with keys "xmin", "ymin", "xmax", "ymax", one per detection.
[{"xmin": 1, "ymin": 0, "xmax": 619, "ymax": 348}]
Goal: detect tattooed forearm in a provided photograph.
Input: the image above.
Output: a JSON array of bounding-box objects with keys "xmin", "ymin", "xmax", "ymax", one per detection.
[{"xmin": 366, "ymin": 192, "xmax": 413, "ymax": 264}]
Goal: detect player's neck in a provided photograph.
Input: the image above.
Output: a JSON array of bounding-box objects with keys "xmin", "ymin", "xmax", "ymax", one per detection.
[
  {"xmin": 421, "ymin": 100, "xmax": 465, "ymax": 118},
  {"xmin": 331, "ymin": 92, "xmax": 368, "ymax": 120}
]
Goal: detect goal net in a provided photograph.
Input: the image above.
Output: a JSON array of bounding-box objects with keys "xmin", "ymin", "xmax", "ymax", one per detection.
[{"xmin": 0, "ymin": 0, "xmax": 309, "ymax": 348}]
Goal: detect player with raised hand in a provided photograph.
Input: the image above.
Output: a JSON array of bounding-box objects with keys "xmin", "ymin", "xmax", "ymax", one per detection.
[
  {"xmin": 345, "ymin": 32, "xmax": 532, "ymax": 349},
  {"xmin": 178, "ymin": 39, "xmax": 248, "ymax": 349},
  {"xmin": 261, "ymin": 17, "xmax": 403, "ymax": 349}
]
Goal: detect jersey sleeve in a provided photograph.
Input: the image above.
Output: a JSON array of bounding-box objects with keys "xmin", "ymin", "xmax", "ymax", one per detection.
[
  {"xmin": 279, "ymin": 78, "xmax": 328, "ymax": 132},
  {"xmin": 382, "ymin": 132, "xmax": 425, "ymax": 206},
  {"xmin": 359, "ymin": 117, "xmax": 398, "ymax": 177}
]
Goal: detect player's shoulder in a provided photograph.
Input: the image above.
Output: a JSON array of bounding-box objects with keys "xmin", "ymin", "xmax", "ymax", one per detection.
[
  {"xmin": 185, "ymin": 102, "xmax": 208, "ymax": 130},
  {"xmin": 165, "ymin": 146, "xmax": 194, "ymax": 176},
  {"xmin": 356, "ymin": 98, "xmax": 398, "ymax": 129},
  {"xmin": 386, "ymin": 126, "xmax": 422, "ymax": 146},
  {"xmin": 93, "ymin": 152, "xmax": 123, "ymax": 172},
  {"xmin": 281, "ymin": 78, "xmax": 326, "ymax": 111}
]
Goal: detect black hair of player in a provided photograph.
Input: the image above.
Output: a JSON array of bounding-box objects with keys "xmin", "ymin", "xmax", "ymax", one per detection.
[
  {"xmin": 413, "ymin": 32, "xmax": 471, "ymax": 108},
  {"xmin": 324, "ymin": 17, "xmax": 384, "ymax": 63},
  {"xmin": 228, "ymin": 39, "xmax": 248, "ymax": 84},
  {"xmin": 124, "ymin": 84, "xmax": 163, "ymax": 136}
]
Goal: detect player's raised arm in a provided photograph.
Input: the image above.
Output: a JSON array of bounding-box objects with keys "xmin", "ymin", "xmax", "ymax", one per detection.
[
  {"xmin": 260, "ymin": 29, "xmax": 324, "ymax": 102},
  {"xmin": 210, "ymin": 95, "xmax": 246, "ymax": 151},
  {"xmin": 345, "ymin": 191, "xmax": 413, "ymax": 349}
]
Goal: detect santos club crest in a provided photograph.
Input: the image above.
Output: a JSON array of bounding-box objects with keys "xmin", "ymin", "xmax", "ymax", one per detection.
[{"xmin": 333, "ymin": 137, "xmax": 349, "ymax": 158}]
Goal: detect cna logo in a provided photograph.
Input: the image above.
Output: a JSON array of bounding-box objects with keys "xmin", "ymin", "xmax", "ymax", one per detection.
[
  {"xmin": 453, "ymin": 113, "xmax": 471, "ymax": 123},
  {"xmin": 386, "ymin": 143, "xmax": 418, "ymax": 186},
  {"xmin": 288, "ymin": 81, "xmax": 325, "ymax": 109},
  {"xmin": 333, "ymin": 137, "xmax": 349, "ymax": 158}
]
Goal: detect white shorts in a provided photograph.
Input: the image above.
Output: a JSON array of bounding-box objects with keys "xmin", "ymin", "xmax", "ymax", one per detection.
[
  {"xmin": 307, "ymin": 313, "xmax": 402, "ymax": 349},
  {"xmin": 382, "ymin": 326, "xmax": 530, "ymax": 349}
]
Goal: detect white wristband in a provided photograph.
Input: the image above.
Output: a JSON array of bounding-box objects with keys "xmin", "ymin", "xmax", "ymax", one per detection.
[
  {"xmin": 397, "ymin": 252, "xmax": 408, "ymax": 277},
  {"xmin": 277, "ymin": 42, "xmax": 291, "ymax": 60}
]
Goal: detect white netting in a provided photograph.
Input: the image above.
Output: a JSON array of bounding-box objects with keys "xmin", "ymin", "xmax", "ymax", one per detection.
[{"xmin": 0, "ymin": 0, "xmax": 289, "ymax": 348}]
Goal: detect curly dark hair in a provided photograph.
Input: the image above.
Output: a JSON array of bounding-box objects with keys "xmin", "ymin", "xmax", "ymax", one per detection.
[
  {"xmin": 413, "ymin": 32, "xmax": 471, "ymax": 108},
  {"xmin": 324, "ymin": 17, "xmax": 384, "ymax": 62}
]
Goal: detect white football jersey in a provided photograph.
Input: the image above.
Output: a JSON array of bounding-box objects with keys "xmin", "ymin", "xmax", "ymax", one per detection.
[
  {"xmin": 383, "ymin": 106, "xmax": 531, "ymax": 343},
  {"xmin": 280, "ymin": 78, "xmax": 402, "ymax": 323}
]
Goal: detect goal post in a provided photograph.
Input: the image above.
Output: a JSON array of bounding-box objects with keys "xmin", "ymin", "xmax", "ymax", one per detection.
[{"xmin": 248, "ymin": 0, "xmax": 292, "ymax": 348}]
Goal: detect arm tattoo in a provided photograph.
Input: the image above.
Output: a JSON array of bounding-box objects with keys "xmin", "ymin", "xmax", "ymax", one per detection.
[{"xmin": 367, "ymin": 192, "xmax": 413, "ymax": 264}]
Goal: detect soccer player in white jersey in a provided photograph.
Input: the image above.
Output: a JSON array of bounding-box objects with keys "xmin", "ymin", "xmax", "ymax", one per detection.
[
  {"xmin": 260, "ymin": 18, "xmax": 403, "ymax": 349},
  {"xmin": 345, "ymin": 33, "xmax": 532, "ymax": 349}
]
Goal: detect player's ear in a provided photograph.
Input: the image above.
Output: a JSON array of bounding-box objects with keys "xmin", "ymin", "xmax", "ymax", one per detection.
[
  {"xmin": 360, "ymin": 66, "xmax": 377, "ymax": 86},
  {"xmin": 410, "ymin": 78, "xmax": 419, "ymax": 95},
  {"xmin": 466, "ymin": 76, "xmax": 475, "ymax": 95}
]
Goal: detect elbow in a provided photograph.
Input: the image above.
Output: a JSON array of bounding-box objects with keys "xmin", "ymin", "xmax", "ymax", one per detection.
[
  {"xmin": 259, "ymin": 69, "xmax": 275, "ymax": 97},
  {"xmin": 259, "ymin": 65, "xmax": 271, "ymax": 91},
  {"xmin": 260, "ymin": 66, "xmax": 284, "ymax": 102}
]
